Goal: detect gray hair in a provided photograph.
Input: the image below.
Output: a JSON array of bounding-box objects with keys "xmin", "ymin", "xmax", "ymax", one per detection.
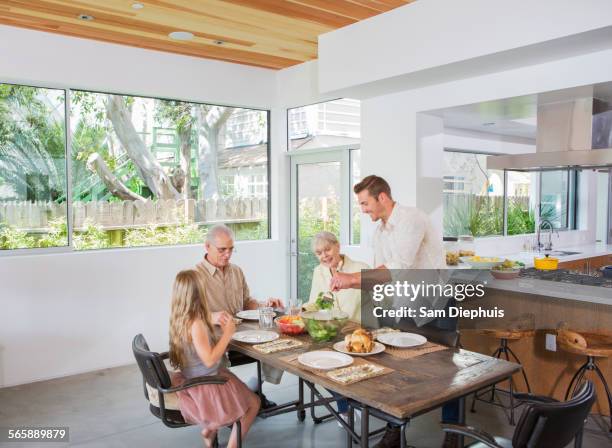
[
  {"xmin": 206, "ymin": 224, "xmax": 235, "ymax": 244},
  {"xmin": 311, "ymin": 231, "xmax": 339, "ymax": 251}
]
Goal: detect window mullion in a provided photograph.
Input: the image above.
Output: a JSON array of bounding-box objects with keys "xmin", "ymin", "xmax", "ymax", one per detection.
[{"xmin": 64, "ymin": 89, "xmax": 74, "ymax": 249}]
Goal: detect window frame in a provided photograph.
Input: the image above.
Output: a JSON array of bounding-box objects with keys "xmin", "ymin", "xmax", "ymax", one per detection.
[{"xmin": 0, "ymin": 81, "xmax": 272, "ymax": 256}]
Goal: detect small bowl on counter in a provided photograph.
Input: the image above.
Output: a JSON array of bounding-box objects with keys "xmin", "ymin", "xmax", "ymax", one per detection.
[{"xmin": 459, "ymin": 256, "xmax": 504, "ymax": 269}]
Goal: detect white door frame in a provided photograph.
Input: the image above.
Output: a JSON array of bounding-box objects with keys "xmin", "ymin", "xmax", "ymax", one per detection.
[{"xmin": 288, "ymin": 148, "xmax": 353, "ymax": 299}]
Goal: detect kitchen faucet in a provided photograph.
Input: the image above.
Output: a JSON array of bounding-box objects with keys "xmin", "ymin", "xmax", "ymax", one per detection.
[{"xmin": 535, "ymin": 219, "xmax": 556, "ymax": 251}]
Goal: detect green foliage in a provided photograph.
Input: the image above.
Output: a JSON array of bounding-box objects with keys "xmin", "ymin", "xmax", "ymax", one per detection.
[
  {"xmin": 123, "ymin": 224, "xmax": 206, "ymax": 248},
  {"xmin": 444, "ymin": 195, "xmax": 503, "ymax": 237},
  {"xmin": 444, "ymin": 195, "xmax": 538, "ymax": 237},
  {"xmin": 0, "ymin": 224, "xmax": 36, "ymax": 249},
  {"xmin": 506, "ymin": 199, "xmax": 535, "ymax": 235},
  {"xmin": 0, "ymin": 84, "xmax": 66, "ymax": 200}
]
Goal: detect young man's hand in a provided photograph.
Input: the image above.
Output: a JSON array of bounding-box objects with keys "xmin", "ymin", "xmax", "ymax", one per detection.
[{"xmin": 330, "ymin": 272, "xmax": 358, "ymax": 291}]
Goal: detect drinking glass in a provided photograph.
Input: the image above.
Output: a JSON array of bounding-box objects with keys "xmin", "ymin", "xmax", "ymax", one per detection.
[
  {"xmin": 258, "ymin": 306, "xmax": 275, "ymax": 329},
  {"xmin": 287, "ymin": 298, "xmax": 301, "ymax": 316}
]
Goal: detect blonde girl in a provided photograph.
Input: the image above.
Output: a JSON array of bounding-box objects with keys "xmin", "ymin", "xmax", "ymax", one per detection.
[{"xmin": 169, "ymin": 270, "xmax": 260, "ymax": 448}]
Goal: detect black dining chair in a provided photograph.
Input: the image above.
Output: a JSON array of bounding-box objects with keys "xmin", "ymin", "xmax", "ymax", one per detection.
[
  {"xmin": 442, "ymin": 381, "xmax": 596, "ymax": 448},
  {"xmin": 132, "ymin": 334, "xmax": 242, "ymax": 447}
]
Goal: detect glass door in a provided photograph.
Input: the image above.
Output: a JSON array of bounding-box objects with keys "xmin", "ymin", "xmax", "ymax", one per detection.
[{"xmin": 290, "ymin": 151, "xmax": 350, "ymax": 301}]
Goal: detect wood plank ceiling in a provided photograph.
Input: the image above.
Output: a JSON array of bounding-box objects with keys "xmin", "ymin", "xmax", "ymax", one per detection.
[{"xmin": 0, "ymin": 0, "xmax": 414, "ymax": 69}]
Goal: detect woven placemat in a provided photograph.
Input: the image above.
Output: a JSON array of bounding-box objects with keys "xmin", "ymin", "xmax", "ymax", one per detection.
[
  {"xmin": 252, "ymin": 337, "xmax": 304, "ymax": 354},
  {"xmin": 279, "ymin": 350, "xmax": 393, "ymax": 385},
  {"xmin": 385, "ymin": 342, "xmax": 450, "ymax": 359}
]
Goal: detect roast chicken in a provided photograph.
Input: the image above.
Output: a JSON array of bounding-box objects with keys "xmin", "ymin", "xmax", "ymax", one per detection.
[{"xmin": 344, "ymin": 328, "xmax": 374, "ymax": 353}]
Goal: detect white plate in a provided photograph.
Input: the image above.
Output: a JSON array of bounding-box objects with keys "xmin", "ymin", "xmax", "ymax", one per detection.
[
  {"xmin": 232, "ymin": 330, "xmax": 279, "ymax": 344},
  {"xmin": 298, "ymin": 351, "xmax": 353, "ymax": 370},
  {"xmin": 333, "ymin": 341, "xmax": 386, "ymax": 357},
  {"xmin": 377, "ymin": 332, "xmax": 427, "ymax": 348},
  {"xmin": 236, "ymin": 310, "xmax": 276, "ymax": 321}
]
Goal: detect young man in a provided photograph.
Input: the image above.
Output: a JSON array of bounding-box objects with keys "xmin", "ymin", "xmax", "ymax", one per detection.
[
  {"xmin": 195, "ymin": 224, "xmax": 283, "ymax": 409},
  {"xmin": 330, "ymin": 175, "xmax": 460, "ymax": 448}
]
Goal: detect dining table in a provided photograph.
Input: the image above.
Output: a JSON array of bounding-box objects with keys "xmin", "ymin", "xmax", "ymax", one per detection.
[{"xmin": 228, "ymin": 320, "xmax": 521, "ymax": 448}]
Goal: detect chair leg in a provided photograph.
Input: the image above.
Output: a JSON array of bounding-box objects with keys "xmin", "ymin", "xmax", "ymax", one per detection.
[
  {"xmin": 471, "ymin": 342, "xmax": 504, "ymax": 414},
  {"xmin": 506, "ymin": 345, "xmax": 532, "ymax": 393},
  {"xmin": 592, "ymin": 362, "xmax": 612, "ymax": 432},
  {"xmin": 565, "ymin": 359, "xmax": 590, "ymax": 400}
]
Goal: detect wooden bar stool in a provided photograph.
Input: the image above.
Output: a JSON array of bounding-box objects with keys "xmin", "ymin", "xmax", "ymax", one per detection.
[
  {"xmin": 557, "ymin": 329, "xmax": 612, "ymax": 433},
  {"xmin": 470, "ymin": 328, "xmax": 535, "ymax": 424}
]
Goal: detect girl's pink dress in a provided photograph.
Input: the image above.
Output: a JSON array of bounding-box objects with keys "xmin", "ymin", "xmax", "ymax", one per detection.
[{"xmin": 172, "ymin": 345, "xmax": 253, "ymax": 430}]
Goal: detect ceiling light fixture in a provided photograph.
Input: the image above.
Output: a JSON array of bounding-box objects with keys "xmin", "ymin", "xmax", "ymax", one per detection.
[
  {"xmin": 77, "ymin": 14, "xmax": 94, "ymax": 21},
  {"xmin": 168, "ymin": 31, "xmax": 194, "ymax": 41},
  {"xmin": 131, "ymin": 2, "xmax": 144, "ymax": 9}
]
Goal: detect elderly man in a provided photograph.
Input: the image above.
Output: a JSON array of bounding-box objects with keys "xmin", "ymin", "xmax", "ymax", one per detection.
[
  {"xmin": 195, "ymin": 224, "xmax": 283, "ymax": 409},
  {"xmin": 331, "ymin": 175, "xmax": 460, "ymax": 448}
]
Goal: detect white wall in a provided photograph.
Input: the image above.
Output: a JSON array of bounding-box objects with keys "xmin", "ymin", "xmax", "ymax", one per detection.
[
  {"xmin": 319, "ymin": 0, "xmax": 612, "ymax": 94},
  {"xmin": 0, "ymin": 25, "xmax": 285, "ymax": 388}
]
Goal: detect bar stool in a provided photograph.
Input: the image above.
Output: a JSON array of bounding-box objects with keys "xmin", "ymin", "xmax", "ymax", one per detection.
[
  {"xmin": 557, "ymin": 329, "xmax": 612, "ymax": 433},
  {"xmin": 470, "ymin": 328, "xmax": 534, "ymax": 424}
]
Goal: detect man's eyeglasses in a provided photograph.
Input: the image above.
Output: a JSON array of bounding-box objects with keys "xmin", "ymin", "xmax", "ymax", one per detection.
[{"xmin": 211, "ymin": 244, "xmax": 236, "ymax": 254}]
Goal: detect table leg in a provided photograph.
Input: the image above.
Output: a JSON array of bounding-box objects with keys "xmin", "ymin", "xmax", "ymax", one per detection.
[
  {"xmin": 297, "ymin": 377, "xmax": 305, "ymax": 422},
  {"xmin": 256, "ymin": 360, "xmax": 263, "ymax": 399},
  {"xmin": 347, "ymin": 404, "xmax": 354, "ymax": 448},
  {"xmin": 400, "ymin": 422, "xmax": 408, "ymax": 448},
  {"xmin": 361, "ymin": 405, "xmax": 369, "ymax": 448},
  {"xmin": 458, "ymin": 396, "xmax": 466, "ymax": 447}
]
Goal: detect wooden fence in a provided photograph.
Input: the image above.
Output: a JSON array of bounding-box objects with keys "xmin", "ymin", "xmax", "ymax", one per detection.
[{"xmin": 0, "ymin": 197, "xmax": 268, "ymax": 231}]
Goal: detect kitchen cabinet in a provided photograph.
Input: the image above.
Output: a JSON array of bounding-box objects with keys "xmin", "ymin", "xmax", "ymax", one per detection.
[{"xmin": 558, "ymin": 254, "xmax": 612, "ymax": 272}]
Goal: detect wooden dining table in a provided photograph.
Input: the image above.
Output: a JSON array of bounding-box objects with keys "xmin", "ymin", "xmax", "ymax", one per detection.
[{"xmin": 228, "ymin": 321, "xmax": 521, "ymax": 448}]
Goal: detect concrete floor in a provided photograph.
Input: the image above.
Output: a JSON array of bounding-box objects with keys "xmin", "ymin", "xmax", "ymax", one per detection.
[{"xmin": 0, "ymin": 363, "xmax": 610, "ymax": 448}]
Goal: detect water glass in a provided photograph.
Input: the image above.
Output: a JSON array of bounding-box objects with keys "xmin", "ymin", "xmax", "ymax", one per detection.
[
  {"xmin": 287, "ymin": 298, "xmax": 301, "ymax": 316},
  {"xmin": 258, "ymin": 306, "xmax": 275, "ymax": 329}
]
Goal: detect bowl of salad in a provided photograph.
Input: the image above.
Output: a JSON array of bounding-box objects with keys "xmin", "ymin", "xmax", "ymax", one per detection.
[
  {"xmin": 275, "ymin": 315, "xmax": 306, "ymax": 335},
  {"xmin": 490, "ymin": 259, "xmax": 525, "ymax": 279},
  {"xmin": 301, "ymin": 310, "xmax": 349, "ymax": 342}
]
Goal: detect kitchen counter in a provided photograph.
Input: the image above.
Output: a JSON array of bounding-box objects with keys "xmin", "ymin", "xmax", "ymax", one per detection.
[
  {"xmin": 471, "ymin": 243, "xmax": 612, "ymax": 305},
  {"xmin": 498, "ymin": 242, "xmax": 612, "ymax": 268}
]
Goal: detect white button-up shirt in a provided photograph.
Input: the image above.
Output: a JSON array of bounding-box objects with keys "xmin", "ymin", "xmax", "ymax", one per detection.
[
  {"xmin": 372, "ymin": 204, "xmax": 447, "ymax": 326},
  {"xmin": 373, "ymin": 203, "xmax": 445, "ymax": 269}
]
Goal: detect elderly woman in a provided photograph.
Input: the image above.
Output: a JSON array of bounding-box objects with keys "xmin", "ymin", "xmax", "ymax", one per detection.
[
  {"xmin": 307, "ymin": 231, "xmax": 369, "ymax": 426},
  {"xmin": 308, "ymin": 231, "xmax": 369, "ymax": 323}
]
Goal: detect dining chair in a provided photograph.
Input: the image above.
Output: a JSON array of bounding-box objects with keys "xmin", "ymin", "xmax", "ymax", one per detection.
[
  {"xmin": 442, "ymin": 381, "xmax": 596, "ymax": 448},
  {"xmin": 132, "ymin": 334, "xmax": 241, "ymax": 447}
]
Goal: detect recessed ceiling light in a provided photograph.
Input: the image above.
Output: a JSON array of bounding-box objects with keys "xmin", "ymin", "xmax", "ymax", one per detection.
[
  {"xmin": 131, "ymin": 2, "xmax": 144, "ymax": 9},
  {"xmin": 77, "ymin": 14, "xmax": 94, "ymax": 21},
  {"xmin": 482, "ymin": 122, "xmax": 496, "ymax": 126},
  {"xmin": 168, "ymin": 31, "xmax": 194, "ymax": 41}
]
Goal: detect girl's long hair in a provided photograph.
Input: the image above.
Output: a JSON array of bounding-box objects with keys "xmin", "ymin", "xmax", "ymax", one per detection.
[{"xmin": 169, "ymin": 270, "xmax": 215, "ymax": 369}]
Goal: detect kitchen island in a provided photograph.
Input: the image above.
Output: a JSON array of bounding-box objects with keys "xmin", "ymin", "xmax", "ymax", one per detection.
[{"xmin": 458, "ymin": 245, "xmax": 612, "ymax": 419}]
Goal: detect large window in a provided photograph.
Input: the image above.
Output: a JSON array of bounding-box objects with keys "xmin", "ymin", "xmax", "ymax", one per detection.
[
  {"xmin": 0, "ymin": 85, "xmax": 68, "ymax": 250},
  {"xmin": 443, "ymin": 149, "xmax": 577, "ymax": 238},
  {"xmin": 443, "ymin": 151, "xmax": 504, "ymax": 237},
  {"xmin": 1, "ymin": 82, "xmax": 270, "ymax": 253},
  {"xmin": 288, "ymin": 99, "xmax": 360, "ymax": 151}
]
